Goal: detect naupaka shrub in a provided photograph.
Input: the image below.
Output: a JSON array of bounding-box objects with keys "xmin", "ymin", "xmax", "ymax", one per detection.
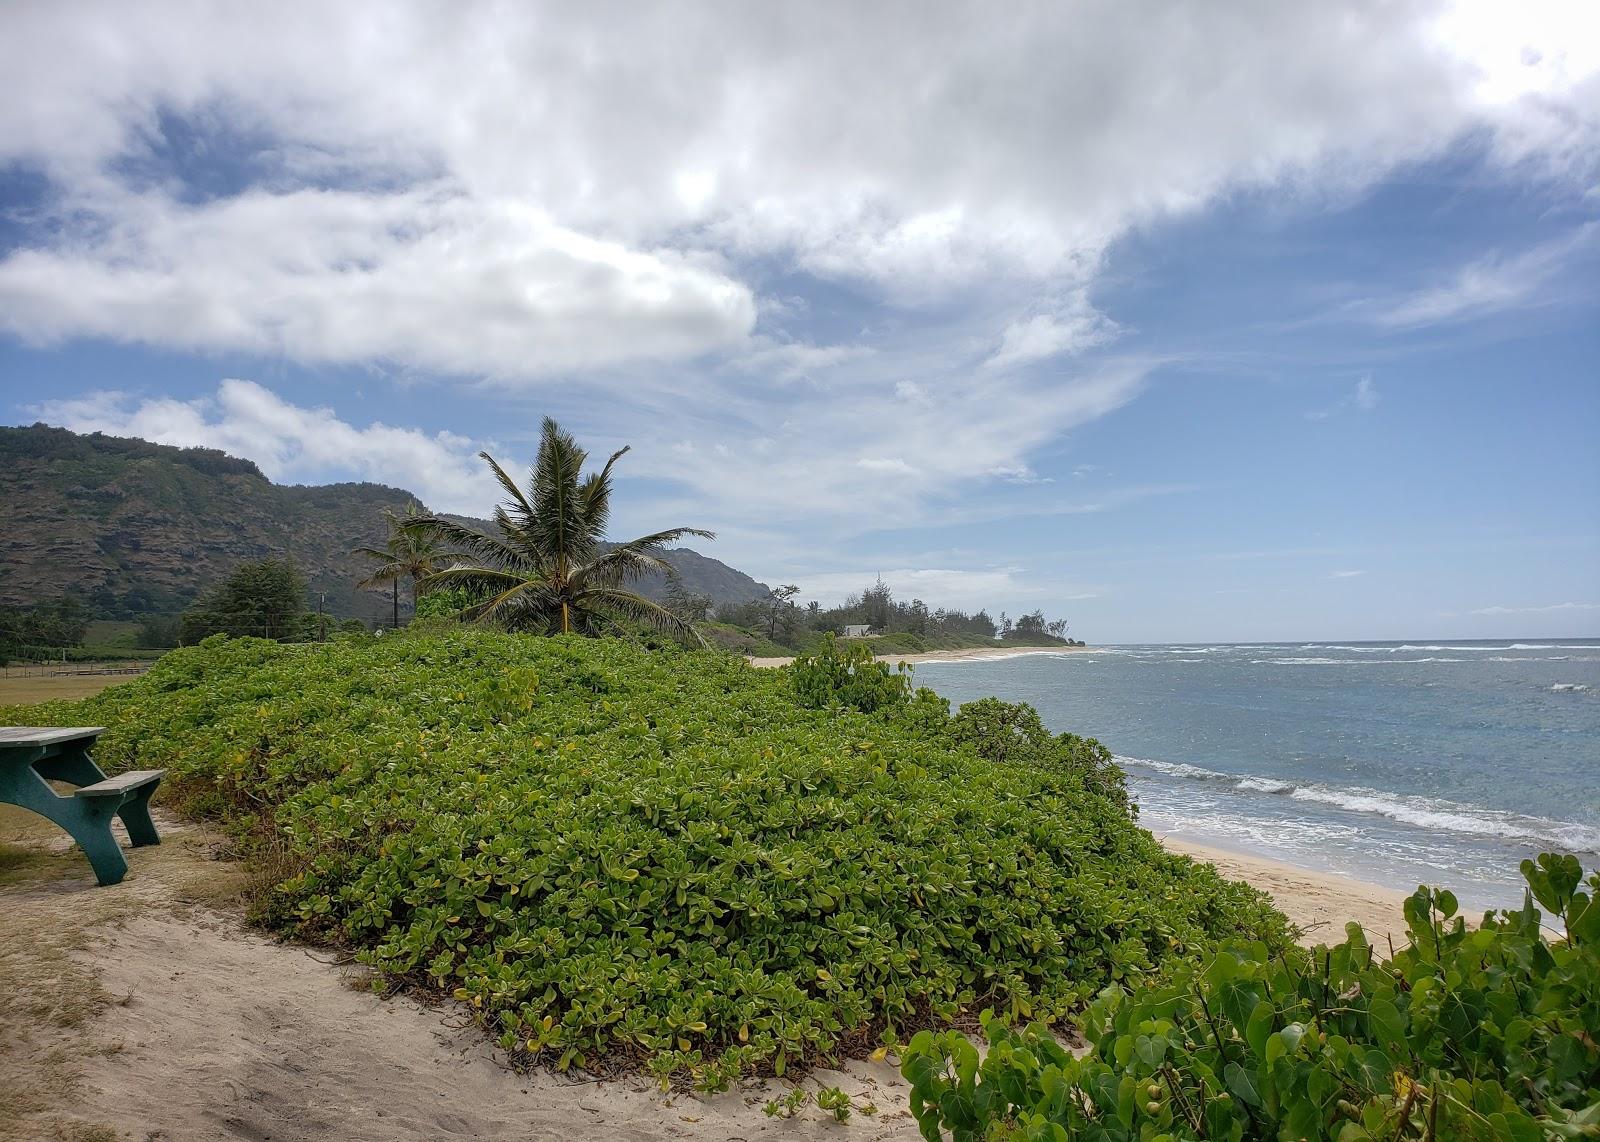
[
  {"xmin": 14, "ymin": 629, "xmax": 1289, "ymax": 1088},
  {"xmin": 901, "ymin": 855, "xmax": 1600, "ymax": 1140}
]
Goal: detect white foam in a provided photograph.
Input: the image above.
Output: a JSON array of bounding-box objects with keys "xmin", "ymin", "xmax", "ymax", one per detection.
[
  {"xmin": 1117, "ymin": 755, "xmax": 1600, "ymax": 853},
  {"xmin": 1237, "ymin": 776, "xmax": 1294, "ymax": 793},
  {"xmin": 1551, "ymin": 682, "xmax": 1592, "ymax": 693},
  {"xmin": 1252, "ymin": 656, "xmax": 1470, "ymax": 665},
  {"xmin": 1298, "ymin": 643, "xmax": 1599, "ymax": 654}
]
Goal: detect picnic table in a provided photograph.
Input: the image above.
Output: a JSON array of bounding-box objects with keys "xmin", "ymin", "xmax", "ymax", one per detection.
[{"xmin": 0, "ymin": 727, "xmax": 164, "ymax": 886}]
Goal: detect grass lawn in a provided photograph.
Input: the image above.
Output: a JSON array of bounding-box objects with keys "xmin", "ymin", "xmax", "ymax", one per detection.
[{"xmin": 0, "ymin": 673, "xmax": 141, "ymax": 705}]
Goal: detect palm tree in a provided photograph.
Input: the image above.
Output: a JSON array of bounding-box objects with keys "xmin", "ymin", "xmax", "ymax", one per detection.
[
  {"xmin": 354, "ymin": 503, "xmax": 446, "ymax": 628},
  {"xmin": 409, "ymin": 418, "xmax": 713, "ymax": 642}
]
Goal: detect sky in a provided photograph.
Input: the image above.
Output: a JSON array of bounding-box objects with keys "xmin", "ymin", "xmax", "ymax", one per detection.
[{"xmin": 1, "ymin": 0, "xmax": 1597, "ymax": 643}]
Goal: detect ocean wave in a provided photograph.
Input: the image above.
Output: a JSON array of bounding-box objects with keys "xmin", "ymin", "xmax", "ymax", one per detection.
[
  {"xmin": 1117, "ymin": 755, "xmax": 1600, "ymax": 853},
  {"xmin": 1253, "ymin": 656, "xmax": 1469, "ymax": 665},
  {"xmin": 1551, "ymin": 682, "xmax": 1592, "ymax": 693},
  {"xmin": 1299, "ymin": 643, "xmax": 1598, "ymax": 653}
]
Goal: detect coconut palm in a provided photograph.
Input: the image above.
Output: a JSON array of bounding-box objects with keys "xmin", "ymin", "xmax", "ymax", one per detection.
[
  {"xmin": 354, "ymin": 503, "xmax": 446, "ymax": 628},
  {"xmin": 409, "ymin": 418, "xmax": 713, "ymax": 642}
]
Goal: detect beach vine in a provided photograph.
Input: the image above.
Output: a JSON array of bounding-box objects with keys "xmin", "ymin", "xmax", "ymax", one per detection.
[{"xmin": 10, "ymin": 626, "xmax": 1287, "ymax": 1091}]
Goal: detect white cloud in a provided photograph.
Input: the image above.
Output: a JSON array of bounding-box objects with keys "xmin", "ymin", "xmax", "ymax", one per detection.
[
  {"xmin": 0, "ymin": 189, "xmax": 755, "ymax": 379},
  {"xmin": 989, "ymin": 463, "xmax": 1053, "ymax": 485},
  {"xmin": 0, "ymin": 0, "xmax": 1595, "ymax": 375},
  {"xmin": 986, "ymin": 291, "xmax": 1119, "ymax": 370},
  {"xmin": 727, "ymin": 337, "xmax": 873, "ymax": 382},
  {"xmin": 1469, "ymin": 601, "xmax": 1600, "ymax": 615},
  {"xmin": 792, "ymin": 566, "xmax": 1103, "ymax": 615},
  {"xmin": 2, "ymin": 0, "xmax": 1597, "ymax": 569},
  {"xmin": 32, "ymin": 380, "xmax": 496, "ymax": 514},
  {"xmin": 1375, "ymin": 223, "xmax": 1597, "ymax": 329},
  {"xmin": 1307, "ymin": 375, "xmax": 1381, "ymax": 420},
  {"xmin": 857, "ymin": 457, "xmax": 918, "ymax": 476},
  {"xmin": 1330, "ymin": 570, "xmax": 1368, "ymax": 579},
  {"xmin": 798, "ymin": 568, "xmax": 1033, "ymax": 611},
  {"xmin": 621, "ymin": 359, "xmax": 1152, "ymax": 527}
]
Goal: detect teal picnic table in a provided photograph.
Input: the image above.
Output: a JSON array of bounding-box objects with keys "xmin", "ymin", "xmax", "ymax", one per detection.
[{"xmin": 0, "ymin": 727, "xmax": 164, "ymax": 886}]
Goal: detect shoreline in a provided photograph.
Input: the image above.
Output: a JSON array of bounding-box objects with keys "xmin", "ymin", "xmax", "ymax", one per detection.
[
  {"xmin": 1156, "ymin": 833, "xmax": 1412, "ymax": 948},
  {"xmin": 747, "ymin": 643, "xmax": 1095, "ymax": 669}
]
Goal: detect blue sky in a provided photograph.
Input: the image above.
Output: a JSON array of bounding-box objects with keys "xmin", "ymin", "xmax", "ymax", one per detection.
[{"xmin": 1, "ymin": 1, "xmax": 1596, "ymax": 642}]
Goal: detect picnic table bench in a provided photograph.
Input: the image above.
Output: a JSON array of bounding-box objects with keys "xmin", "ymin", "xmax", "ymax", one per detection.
[{"xmin": 0, "ymin": 727, "xmax": 164, "ymax": 886}]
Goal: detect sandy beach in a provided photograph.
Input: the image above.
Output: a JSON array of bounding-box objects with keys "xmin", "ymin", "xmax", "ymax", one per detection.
[{"xmin": 1156, "ymin": 835, "xmax": 1412, "ymax": 949}]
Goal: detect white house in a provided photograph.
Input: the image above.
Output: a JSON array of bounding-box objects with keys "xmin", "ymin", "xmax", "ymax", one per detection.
[{"xmin": 841, "ymin": 624, "xmax": 871, "ymax": 638}]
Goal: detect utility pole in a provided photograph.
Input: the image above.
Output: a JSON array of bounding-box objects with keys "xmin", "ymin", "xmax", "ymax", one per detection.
[{"xmin": 317, "ymin": 592, "xmax": 327, "ymax": 641}]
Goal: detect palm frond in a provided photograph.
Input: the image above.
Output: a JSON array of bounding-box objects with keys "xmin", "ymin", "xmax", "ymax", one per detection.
[
  {"xmin": 473, "ymin": 577, "xmax": 560, "ymax": 630},
  {"xmin": 576, "ymin": 445, "xmax": 629, "ymax": 538},
  {"xmin": 580, "ymin": 585, "xmax": 707, "ymax": 647},
  {"xmin": 479, "ymin": 450, "xmax": 538, "ymax": 529},
  {"xmin": 570, "ymin": 546, "xmax": 676, "ymax": 590},
  {"xmin": 405, "ymin": 515, "xmax": 528, "ymax": 572},
  {"xmin": 530, "ymin": 417, "xmax": 596, "ymax": 570},
  {"xmin": 612, "ymin": 526, "xmax": 717, "ymax": 552},
  {"xmin": 423, "ymin": 565, "xmax": 531, "ymax": 592},
  {"xmin": 356, "ymin": 563, "xmax": 404, "ymax": 590}
]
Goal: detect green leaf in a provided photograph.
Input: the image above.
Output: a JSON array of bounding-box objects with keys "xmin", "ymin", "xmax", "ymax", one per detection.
[
  {"xmin": 1224, "ymin": 1061, "xmax": 1263, "ymax": 1107},
  {"xmin": 1245, "ymin": 1000, "xmax": 1274, "ymax": 1059},
  {"xmin": 1367, "ymin": 997, "xmax": 1406, "ymax": 1049}
]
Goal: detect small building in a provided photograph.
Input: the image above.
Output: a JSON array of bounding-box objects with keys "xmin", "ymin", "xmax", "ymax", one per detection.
[{"xmin": 841, "ymin": 624, "xmax": 871, "ymax": 638}]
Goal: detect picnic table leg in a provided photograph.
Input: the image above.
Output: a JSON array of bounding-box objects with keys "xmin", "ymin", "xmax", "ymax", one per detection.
[
  {"xmin": 71, "ymin": 795, "xmax": 131, "ymax": 886},
  {"xmin": 117, "ymin": 782, "xmax": 161, "ymax": 847},
  {"xmin": 0, "ymin": 767, "xmax": 130, "ymax": 886}
]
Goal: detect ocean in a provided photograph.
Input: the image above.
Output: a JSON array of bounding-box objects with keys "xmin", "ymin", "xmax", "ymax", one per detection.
[{"xmin": 912, "ymin": 640, "xmax": 1600, "ymax": 913}]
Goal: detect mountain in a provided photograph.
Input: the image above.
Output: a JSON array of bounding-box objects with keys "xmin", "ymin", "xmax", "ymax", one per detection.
[{"xmin": 0, "ymin": 424, "xmax": 769, "ymax": 622}]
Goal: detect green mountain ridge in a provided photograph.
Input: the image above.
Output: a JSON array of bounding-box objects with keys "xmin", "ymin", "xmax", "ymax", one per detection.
[{"xmin": 0, "ymin": 424, "xmax": 769, "ymax": 622}]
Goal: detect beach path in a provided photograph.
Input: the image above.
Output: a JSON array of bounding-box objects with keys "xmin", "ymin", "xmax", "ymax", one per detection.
[{"xmin": 0, "ymin": 805, "xmax": 920, "ymax": 1142}]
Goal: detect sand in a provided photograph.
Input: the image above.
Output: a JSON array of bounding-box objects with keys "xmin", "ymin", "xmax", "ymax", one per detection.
[
  {"xmin": 1156, "ymin": 835, "xmax": 1413, "ymax": 949},
  {"xmin": 747, "ymin": 645, "xmax": 1089, "ymax": 669},
  {"xmin": 1, "ymin": 801, "xmax": 1411, "ymax": 1140},
  {"xmin": 0, "ymin": 807, "xmax": 919, "ymax": 1142}
]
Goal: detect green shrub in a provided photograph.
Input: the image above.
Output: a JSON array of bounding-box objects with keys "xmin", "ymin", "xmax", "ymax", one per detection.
[
  {"xmin": 900, "ymin": 854, "xmax": 1600, "ymax": 1140},
  {"xmin": 413, "ymin": 587, "xmax": 476, "ymax": 620},
  {"xmin": 948, "ymin": 698, "xmax": 1130, "ymax": 811},
  {"xmin": 791, "ymin": 632, "xmax": 913, "ymax": 713},
  {"xmin": 8, "ymin": 629, "xmax": 1288, "ymax": 1091},
  {"xmin": 861, "ymin": 632, "xmax": 929, "ymax": 655}
]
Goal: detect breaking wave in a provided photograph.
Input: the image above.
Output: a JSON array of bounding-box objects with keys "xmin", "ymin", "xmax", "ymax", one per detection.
[
  {"xmin": 1254, "ymin": 656, "xmax": 1469, "ymax": 665},
  {"xmin": 1119, "ymin": 756, "xmax": 1600, "ymax": 854},
  {"xmin": 1299, "ymin": 644, "xmax": 1600, "ymax": 653}
]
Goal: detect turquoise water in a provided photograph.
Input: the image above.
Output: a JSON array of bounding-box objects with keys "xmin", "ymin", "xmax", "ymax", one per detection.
[{"xmin": 913, "ymin": 640, "xmax": 1600, "ymax": 911}]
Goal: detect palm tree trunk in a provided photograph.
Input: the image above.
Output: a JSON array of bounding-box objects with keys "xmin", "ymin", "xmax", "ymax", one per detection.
[{"xmin": 392, "ymin": 579, "xmax": 399, "ymax": 629}]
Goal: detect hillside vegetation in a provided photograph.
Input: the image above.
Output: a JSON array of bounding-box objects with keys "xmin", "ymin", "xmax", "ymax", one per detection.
[
  {"xmin": 8, "ymin": 629, "xmax": 1286, "ymax": 1089},
  {"xmin": 0, "ymin": 424, "xmax": 768, "ymax": 623}
]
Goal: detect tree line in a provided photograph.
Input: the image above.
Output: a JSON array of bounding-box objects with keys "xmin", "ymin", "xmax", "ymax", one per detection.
[{"xmin": 694, "ymin": 576, "xmax": 1079, "ymax": 652}]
